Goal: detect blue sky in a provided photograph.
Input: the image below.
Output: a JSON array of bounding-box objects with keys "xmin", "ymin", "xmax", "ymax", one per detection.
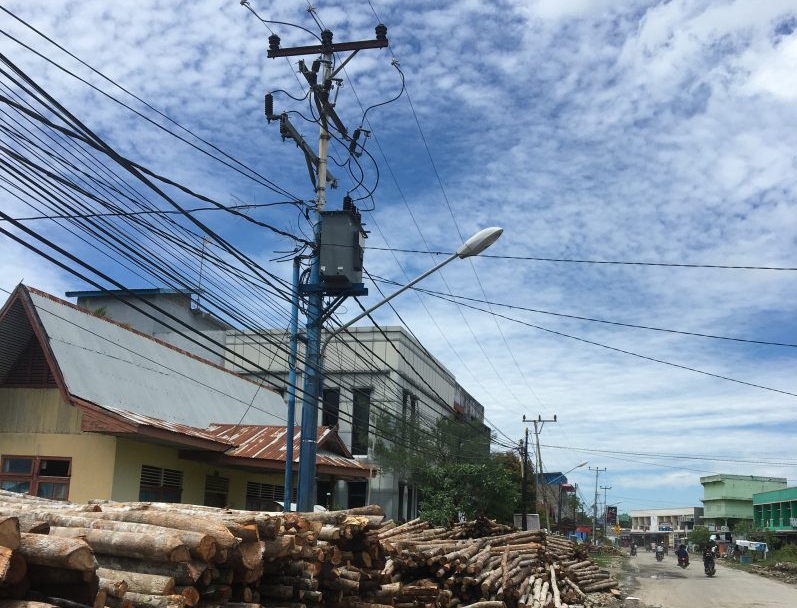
[{"xmin": 2, "ymin": 0, "xmax": 797, "ymax": 513}]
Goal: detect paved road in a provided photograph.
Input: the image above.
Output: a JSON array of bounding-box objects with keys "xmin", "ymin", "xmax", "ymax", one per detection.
[{"xmin": 622, "ymin": 550, "xmax": 797, "ymax": 607}]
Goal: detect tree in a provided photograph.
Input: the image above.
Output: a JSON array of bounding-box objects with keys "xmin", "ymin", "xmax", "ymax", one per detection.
[
  {"xmin": 688, "ymin": 527, "xmax": 711, "ymax": 550},
  {"xmin": 372, "ymin": 410, "xmax": 518, "ymax": 524}
]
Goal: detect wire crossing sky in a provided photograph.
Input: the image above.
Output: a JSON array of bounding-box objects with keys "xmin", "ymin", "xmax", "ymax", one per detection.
[{"xmin": 1, "ymin": 0, "xmax": 796, "ymax": 511}]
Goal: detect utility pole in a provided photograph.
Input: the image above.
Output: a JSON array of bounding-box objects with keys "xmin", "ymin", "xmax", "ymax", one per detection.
[
  {"xmin": 520, "ymin": 432, "xmax": 530, "ymax": 531},
  {"xmin": 600, "ymin": 485, "xmax": 612, "ymax": 539},
  {"xmin": 523, "ymin": 414, "xmax": 557, "ymax": 530},
  {"xmin": 590, "ymin": 466, "xmax": 606, "ymax": 544},
  {"xmin": 266, "ymin": 25, "xmax": 388, "ymax": 513}
]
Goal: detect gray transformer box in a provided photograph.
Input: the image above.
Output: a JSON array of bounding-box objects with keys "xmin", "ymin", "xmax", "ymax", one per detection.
[{"xmin": 319, "ymin": 210, "xmax": 366, "ymax": 288}]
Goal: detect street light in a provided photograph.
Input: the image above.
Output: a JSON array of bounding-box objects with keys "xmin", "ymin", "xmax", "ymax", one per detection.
[
  {"xmin": 552, "ymin": 460, "xmax": 588, "ymax": 533},
  {"xmin": 295, "ymin": 227, "xmax": 504, "ymax": 511}
]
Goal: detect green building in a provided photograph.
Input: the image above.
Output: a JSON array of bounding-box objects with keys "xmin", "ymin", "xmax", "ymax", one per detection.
[
  {"xmin": 700, "ymin": 474, "xmax": 787, "ymax": 530},
  {"xmin": 753, "ymin": 487, "xmax": 797, "ymax": 538}
]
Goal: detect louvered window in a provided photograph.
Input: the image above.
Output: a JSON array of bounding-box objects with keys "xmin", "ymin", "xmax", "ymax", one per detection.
[
  {"xmin": 139, "ymin": 465, "xmax": 183, "ymax": 502},
  {"xmin": 2, "ymin": 338, "xmax": 56, "ymax": 388},
  {"xmin": 204, "ymin": 474, "xmax": 230, "ymax": 508},
  {"xmin": 245, "ymin": 481, "xmax": 296, "ymax": 511}
]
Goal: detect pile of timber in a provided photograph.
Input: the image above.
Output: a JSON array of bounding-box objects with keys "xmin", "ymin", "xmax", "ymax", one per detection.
[
  {"xmin": 0, "ymin": 490, "xmax": 617, "ymax": 608},
  {"xmin": 378, "ymin": 518, "xmax": 618, "ymax": 608}
]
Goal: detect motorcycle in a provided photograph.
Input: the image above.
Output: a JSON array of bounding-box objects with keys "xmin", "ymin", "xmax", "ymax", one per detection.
[
  {"xmin": 677, "ymin": 553, "xmax": 689, "ymax": 569},
  {"xmin": 655, "ymin": 548, "xmax": 664, "ymax": 562},
  {"xmin": 704, "ymin": 556, "xmax": 716, "ymax": 577},
  {"xmin": 630, "ymin": 545, "xmax": 637, "ymax": 556}
]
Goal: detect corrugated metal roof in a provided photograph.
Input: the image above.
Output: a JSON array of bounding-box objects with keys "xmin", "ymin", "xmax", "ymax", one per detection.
[
  {"xmin": 207, "ymin": 424, "xmax": 372, "ymax": 472},
  {"xmin": 103, "ymin": 405, "xmax": 235, "ymax": 446},
  {"xmin": 23, "ymin": 287, "xmax": 287, "ymax": 428}
]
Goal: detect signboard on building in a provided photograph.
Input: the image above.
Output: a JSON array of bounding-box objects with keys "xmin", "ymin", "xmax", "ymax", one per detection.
[{"xmin": 606, "ymin": 506, "xmax": 617, "ymax": 525}]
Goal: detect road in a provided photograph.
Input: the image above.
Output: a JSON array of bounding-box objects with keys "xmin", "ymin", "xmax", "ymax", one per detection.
[{"xmin": 622, "ymin": 550, "xmax": 797, "ymax": 607}]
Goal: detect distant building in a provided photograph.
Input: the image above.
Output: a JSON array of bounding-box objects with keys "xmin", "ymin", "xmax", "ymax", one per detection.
[
  {"xmin": 753, "ymin": 486, "xmax": 797, "ymax": 542},
  {"xmin": 629, "ymin": 507, "xmax": 704, "ymax": 547},
  {"xmin": 700, "ymin": 474, "xmax": 787, "ymax": 530}
]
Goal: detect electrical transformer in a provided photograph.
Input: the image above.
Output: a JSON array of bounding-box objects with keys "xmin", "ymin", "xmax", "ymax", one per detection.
[{"xmin": 319, "ymin": 204, "xmax": 366, "ymax": 290}]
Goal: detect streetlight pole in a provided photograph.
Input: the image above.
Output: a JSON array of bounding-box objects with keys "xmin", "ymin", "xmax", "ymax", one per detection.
[{"xmin": 590, "ymin": 466, "xmax": 606, "ymax": 544}]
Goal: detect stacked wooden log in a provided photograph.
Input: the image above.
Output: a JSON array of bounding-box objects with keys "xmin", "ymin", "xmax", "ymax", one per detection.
[
  {"xmin": 378, "ymin": 519, "xmax": 618, "ymax": 608},
  {"xmin": 0, "ymin": 490, "xmax": 617, "ymax": 608}
]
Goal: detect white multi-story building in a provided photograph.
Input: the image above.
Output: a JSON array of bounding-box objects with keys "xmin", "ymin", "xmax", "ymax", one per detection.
[
  {"xmin": 629, "ymin": 507, "xmax": 704, "ymax": 548},
  {"xmin": 227, "ymin": 326, "xmax": 488, "ymax": 519}
]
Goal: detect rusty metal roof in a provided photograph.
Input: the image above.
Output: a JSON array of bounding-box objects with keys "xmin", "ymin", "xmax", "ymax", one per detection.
[
  {"xmin": 104, "ymin": 405, "xmax": 235, "ymax": 446},
  {"xmin": 207, "ymin": 424, "xmax": 373, "ymax": 472}
]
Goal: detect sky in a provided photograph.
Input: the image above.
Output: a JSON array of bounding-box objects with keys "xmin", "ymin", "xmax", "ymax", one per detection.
[{"xmin": 1, "ymin": 0, "xmax": 797, "ymax": 513}]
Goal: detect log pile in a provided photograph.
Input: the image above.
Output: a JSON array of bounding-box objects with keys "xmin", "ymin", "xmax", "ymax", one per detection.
[
  {"xmin": 0, "ymin": 491, "xmax": 618, "ymax": 608},
  {"xmin": 378, "ymin": 517, "xmax": 618, "ymax": 608}
]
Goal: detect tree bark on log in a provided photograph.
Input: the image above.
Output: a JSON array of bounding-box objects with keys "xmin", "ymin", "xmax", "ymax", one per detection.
[
  {"xmin": 96, "ymin": 568, "xmax": 175, "ymax": 595},
  {"xmin": 18, "ymin": 533, "xmax": 93, "ymax": 571},
  {"xmin": 93, "ymin": 557, "xmax": 206, "ymax": 586},
  {"xmin": 48, "ymin": 528, "xmax": 189, "ymax": 564},
  {"xmin": 34, "ymin": 514, "xmax": 216, "ymax": 562}
]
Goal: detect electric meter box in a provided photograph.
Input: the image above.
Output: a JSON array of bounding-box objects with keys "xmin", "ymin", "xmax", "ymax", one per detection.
[{"xmin": 319, "ymin": 209, "xmax": 366, "ymax": 288}]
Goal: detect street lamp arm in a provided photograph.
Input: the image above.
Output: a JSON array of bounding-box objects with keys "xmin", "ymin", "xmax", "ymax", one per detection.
[{"xmin": 321, "ymin": 226, "xmax": 503, "ymax": 357}]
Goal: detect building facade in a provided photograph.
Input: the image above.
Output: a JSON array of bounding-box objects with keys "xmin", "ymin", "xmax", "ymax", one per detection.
[
  {"xmin": 226, "ymin": 326, "xmax": 488, "ymax": 519},
  {"xmin": 753, "ymin": 486, "xmax": 797, "ymax": 541},
  {"xmin": 700, "ymin": 474, "xmax": 787, "ymax": 530},
  {"xmin": 628, "ymin": 507, "xmax": 704, "ymax": 548}
]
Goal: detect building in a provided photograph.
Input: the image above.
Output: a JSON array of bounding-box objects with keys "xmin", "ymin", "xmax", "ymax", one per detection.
[
  {"xmin": 227, "ymin": 326, "xmax": 489, "ymax": 519},
  {"xmin": 753, "ymin": 486, "xmax": 797, "ymax": 543},
  {"xmin": 535, "ymin": 473, "xmax": 578, "ymax": 531},
  {"xmin": 56, "ymin": 288, "xmax": 488, "ymax": 519},
  {"xmin": 700, "ymin": 474, "xmax": 787, "ymax": 531},
  {"xmin": 628, "ymin": 507, "xmax": 704, "ymax": 548},
  {"xmin": 0, "ymin": 285, "xmax": 370, "ymax": 506}
]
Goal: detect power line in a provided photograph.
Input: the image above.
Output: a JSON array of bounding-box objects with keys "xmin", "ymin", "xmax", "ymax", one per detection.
[
  {"xmin": 369, "ymin": 275, "xmax": 797, "ymax": 349},
  {"xmin": 365, "ymin": 246, "xmax": 797, "ymax": 271}
]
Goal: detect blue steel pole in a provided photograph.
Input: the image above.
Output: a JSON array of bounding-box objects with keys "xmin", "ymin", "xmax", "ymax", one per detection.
[
  {"xmin": 283, "ymin": 257, "xmax": 301, "ymax": 512},
  {"xmin": 297, "ymin": 234, "xmax": 322, "ymax": 512}
]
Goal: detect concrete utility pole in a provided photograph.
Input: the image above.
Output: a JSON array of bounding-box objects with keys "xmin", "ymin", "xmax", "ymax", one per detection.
[
  {"xmin": 267, "ymin": 26, "xmax": 388, "ymax": 513},
  {"xmin": 523, "ymin": 414, "xmax": 557, "ymax": 530},
  {"xmin": 601, "ymin": 485, "xmax": 612, "ymax": 539},
  {"xmin": 520, "ymin": 431, "xmax": 530, "ymax": 531},
  {"xmin": 590, "ymin": 466, "xmax": 606, "ymax": 544}
]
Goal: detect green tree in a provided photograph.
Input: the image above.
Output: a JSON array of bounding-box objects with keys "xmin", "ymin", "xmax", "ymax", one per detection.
[
  {"xmin": 688, "ymin": 527, "xmax": 711, "ymax": 550},
  {"xmin": 372, "ymin": 410, "xmax": 518, "ymax": 524}
]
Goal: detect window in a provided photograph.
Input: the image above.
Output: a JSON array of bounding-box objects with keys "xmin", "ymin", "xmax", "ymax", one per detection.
[
  {"xmin": 322, "ymin": 388, "xmax": 340, "ymax": 427},
  {"xmin": 204, "ymin": 474, "xmax": 230, "ymax": 508},
  {"xmin": 348, "ymin": 481, "xmax": 367, "ymax": 508},
  {"xmin": 0, "ymin": 455, "xmax": 71, "ymax": 500},
  {"xmin": 139, "ymin": 465, "xmax": 183, "ymax": 502},
  {"xmin": 351, "ymin": 387, "xmax": 371, "ymax": 455},
  {"xmin": 246, "ymin": 481, "xmax": 296, "ymax": 511}
]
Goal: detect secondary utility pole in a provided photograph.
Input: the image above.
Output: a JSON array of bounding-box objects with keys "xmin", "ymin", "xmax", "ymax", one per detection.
[
  {"xmin": 590, "ymin": 466, "xmax": 606, "ymax": 544},
  {"xmin": 267, "ymin": 25, "xmax": 388, "ymax": 513},
  {"xmin": 523, "ymin": 414, "xmax": 557, "ymax": 530},
  {"xmin": 600, "ymin": 485, "xmax": 612, "ymax": 539},
  {"xmin": 520, "ymin": 432, "xmax": 530, "ymax": 531}
]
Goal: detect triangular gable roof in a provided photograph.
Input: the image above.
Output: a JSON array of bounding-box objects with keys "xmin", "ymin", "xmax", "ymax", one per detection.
[{"xmin": 0, "ymin": 285, "xmax": 286, "ymax": 428}]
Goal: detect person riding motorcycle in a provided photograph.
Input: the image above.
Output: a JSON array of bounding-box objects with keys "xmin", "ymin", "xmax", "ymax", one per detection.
[
  {"xmin": 676, "ymin": 543, "xmax": 689, "ymax": 567},
  {"xmin": 630, "ymin": 543, "xmax": 637, "ymax": 556},
  {"xmin": 655, "ymin": 543, "xmax": 664, "ymax": 561},
  {"xmin": 703, "ymin": 544, "xmax": 717, "ymax": 576}
]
